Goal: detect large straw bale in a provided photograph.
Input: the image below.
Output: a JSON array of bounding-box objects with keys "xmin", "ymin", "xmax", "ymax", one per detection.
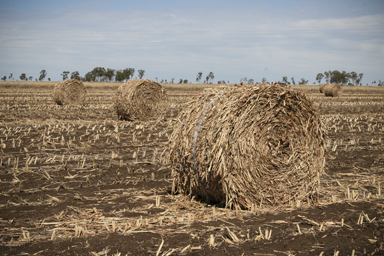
[
  {"xmin": 113, "ymin": 79, "xmax": 168, "ymax": 121},
  {"xmin": 323, "ymin": 83, "xmax": 341, "ymax": 97},
  {"xmin": 52, "ymin": 79, "xmax": 87, "ymax": 105},
  {"xmin": 169, "ymin": 83, "xmax": 326, "ymax": 210}
]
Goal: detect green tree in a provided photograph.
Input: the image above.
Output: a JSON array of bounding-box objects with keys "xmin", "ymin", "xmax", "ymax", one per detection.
[
  {"xmin": 20, "ymin": 73, "xmax": 26, "ymax": 81},
  {"xmin": 316, "ymin": 73, "xmax": 324, "ymax": 84},
  {"xmin": 61, "ymin": 71, "xmax": 70, "ymax": 80},
  {"xmin": 48, "ymin": 78, "xmax": 51, "ymax": 81},
  {"xmin": 298, "ymin": 78, "xmax": 308, "ymax": 85},
  {"xmin": 137, "ymin": 69, "xmax": 145, "ymax": 79},
  {"xmin": 179, "ymin": 79, "xmax": 183, "ymax": 84},
  {"xmin": 115, "ymin": 70, "xmax": 125, "ymax": 82},
  {"xmin": 378, "ymin": 80, "xmax": 383, "ymax": 86},
  {"xmin": 104, "ymin": 68, "xmax": 115, "ymax": 82},
  {"xmin": 196, "ymin": 72, "xmax": 203, "ymax": 83},
  {"xmin": 9, "ymin": 73, "xmax": 13, "ymax": 80},
  {"xmin": 85, "ymin": 71, "xmax": 96, "ymax": 82},
  {"xmin": 248, "ymin": 79, "xmax": 254, "ymax": 84},
  {"xmin": 39, "ymin": 69, "xmax": 47, "ymax": 81},
  {"xmin": 123, "ymin": 68, "xmax": 135, "ymax": 81},
  {"xmin": 29, "ymin": 76, "xmax": 33, "ymax": 81},
  {"xmin": 90, "ymin": 67, "xmax": 106, "ymax": 81},
  {"xmin": 349, "ymin": 71, "xmax": 357, "ymax": 85},
  {"xmin": 183, "ymin": 79, "xmax": 188, "ymax": 84},
  {"xmin": 291, "ymin": 77, "xmax": 295, "ymax": 85},
  {"xmin": 171, "ymin": 78, "xmax": 175, "ymax": 83},
  {"xmin": 282, "ymin": 76, "xmax": 290, "ymax": 85},
  {"xmin": 208, "ymin": 72, "xmax": 214, "ymax": 83},
  {"xmin": 358, "ymin": 73, "xmax": 364, "ymax": 85},
  {"xmin": 262, "ymin": 77, "xmax": 267, "ymax": 83},
  {"xmin": 1, "ymin": 76, "xmax": 6, "ymax": 81},
  {"xmin": 71, "ymin": 71, "xmax": 81, "ymax": 80}
]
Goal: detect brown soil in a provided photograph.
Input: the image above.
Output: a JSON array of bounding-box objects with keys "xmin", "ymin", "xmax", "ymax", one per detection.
[{"xmin": 0, "ymin": 86, "xmax": 384, "ymax": 255}]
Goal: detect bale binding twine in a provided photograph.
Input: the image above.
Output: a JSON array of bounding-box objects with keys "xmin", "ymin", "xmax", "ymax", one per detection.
[
  {"xmin": 52, "ymin": 79, "xmax": 87, "ymax": 105},
  {"xmin": 169, "ymin": 83, "xmax": 326, "ymax": 210},
  {"xmin": 113, "ymin": 79, "xmax": 168, "ymax": 121}
]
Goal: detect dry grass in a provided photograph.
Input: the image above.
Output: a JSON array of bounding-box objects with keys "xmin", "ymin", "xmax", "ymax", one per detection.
[
  {"xmin": 169, "ymin": 83, "xmax": 327, "ymax": 210},
  {"xmin": 323, "ymin": 84, "xmax": 342, "ymax": 97}
]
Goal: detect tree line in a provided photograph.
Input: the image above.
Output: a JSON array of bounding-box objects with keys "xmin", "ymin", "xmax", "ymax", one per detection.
[{"xmin": 2, "ymin": 68, "xmax": 383, "ymax": 86}]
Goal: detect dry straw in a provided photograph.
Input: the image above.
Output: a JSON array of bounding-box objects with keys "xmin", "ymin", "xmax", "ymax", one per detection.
[
  {"xmin": 52, "ymin": 79, "xmax": 87, "ymax": 105},
  {"xmin": 319, "ymin": 84, "xmax": 327, "ymax": 93},
  {"xmin": 323, "ymin": 84, "xmax": 342, "ymax": 97},
  {"xmin": 113, "ymin": 79, "xmax": 168, "ymax": 121},
  {"xmin": 169, "ymin": 83, "xmax": 326, "ymax": 210}
]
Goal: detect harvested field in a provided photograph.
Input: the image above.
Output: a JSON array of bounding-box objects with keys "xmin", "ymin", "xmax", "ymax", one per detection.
[{"xmin": 1, "ymin": 82, "xmax": 384, "ymax": 255}]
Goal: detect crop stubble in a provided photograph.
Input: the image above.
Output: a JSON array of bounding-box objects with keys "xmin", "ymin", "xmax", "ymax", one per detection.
[{"xmin": 0, "ymin": 84, "xmax": 384, "ymax": 255}]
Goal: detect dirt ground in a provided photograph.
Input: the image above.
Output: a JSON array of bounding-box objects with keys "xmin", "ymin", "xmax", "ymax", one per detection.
[{"xmin": 0, "ymin": 85, "xmax": 384, "ymax": 255}]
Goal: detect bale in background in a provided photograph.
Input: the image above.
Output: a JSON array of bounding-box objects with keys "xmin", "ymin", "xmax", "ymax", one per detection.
[
  {"xmin": 113, "ymin": 79, "xmax": 168, "ymax": 121},
  {"xmin": 323, "ymin": 83, "xmax": 341, "ymax": 97},
  {"xmin": 169, "ymin": 84, "xmax": 326, "ymax": 210},
  {"xmin": 319, "ymin": 83, "xmax": 327, "ymax": 93},
  {"xmin": 52, "ymin": 79, "xmax": 87, "ymax": 105}
]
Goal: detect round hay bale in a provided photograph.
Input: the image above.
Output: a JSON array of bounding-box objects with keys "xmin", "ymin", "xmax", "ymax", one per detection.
[
  {"xmin": 52, "ymin": 79, "xmax": 87, "ymax": 105},
  {"xmin": 113, "ymin": 79, "xmax": 168, "ymax": 121},
  {"xmin": 319, "ymin": 83, "xmax": 327, "ymax": 93},
  {"xmin": 169, "ymin": 83, "xmax": 326, "ymax": 210},
  {"xmin": 323, "ymin": 83, "xmax": 341, "ymax": 97}
]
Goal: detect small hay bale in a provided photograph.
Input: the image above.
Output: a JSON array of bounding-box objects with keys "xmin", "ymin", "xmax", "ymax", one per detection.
[
  {"xmin": 319, "ymin": 84, "xmax": 327, "ymax": 93},
  {"xmin": 323, "ymin": 83, "xmax": 341, "ymax": 97},
  {"xmin": 52, "ymin": 79, "xmax": 87, "ymax": 105},
  {"xmin": 169, "ymin": 83, "xmax": 326, "ymax": 210},
  {"xmin": 113, "ymin": 79, "xmax": 168, "ymax": 121}
]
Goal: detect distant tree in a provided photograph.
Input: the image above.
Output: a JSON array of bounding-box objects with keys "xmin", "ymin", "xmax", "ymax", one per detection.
[
  {"xmin": 171, "ymin": 78, "xmax": 175, "ymax": 83},
  {"xmin": 137, "ymin": 69, "xmax": 145, "ymax": 79},
  {"xmin": 349, "ymin": 71, "xmax": 357, "ymax": 85},
  {"xmin": 179, "ymin": 79, "xmax": 183, "ymax": 84},
  {"xmin": 242, "ymin": 77, "xmax": 248, "ymax": 84},
  {"xmin": 123, "ymin": 68, "xmax": 135, "ymax": 81},
  {"xmin": 262, "ymin": 77, "xmax": 267, "ymax": 83},
  {"xmin": 378, "ymin": 80, "xmax": 383, "ymax": 86},
  {"xmin": 324, "ymin": 71, "xmax": 331, "ymax": 83},
  {"xmin": 196, "ymin": 72, "xmax": 203, "ymax": 83},
  {"xmin": 48, "ymin": 78, "xmax": 51, "ymax": 81},
  {"xmin": 29, "ymin": 76, "xmax": 33, "ymax": 81},
  {"xmin": 217, "ymin": 80, "xmax": 226, "ymax": 84},
  {"xmin": 208, "ymin": 72, "xmax": 214, "ymax": 83},
  {"xmin": 183, "ymin": 79, "xmax": 188, "ymax": 84},
  {"xmin": 115, "ymin": 70, "xmax": 125, "ymax": 82},
  {"xmin": 160, "ymin": 79, "xmax": 164, "ymax": 83},
  {"xmin": 291, "ymin": 77, "xmax": 295, "ymax": 85},
  {"xmin": 316, "ymin": 73, "xmax": 324, "ymax": 84},
  {"xmin": 9, "ymin": 73, "xmax": 13, "ymax": 80},
  {"xmin": 248, "ymin": 79, "xmax": 254, "ymax": 84},
  {"xmin": 155, "ymin": 77, "xmax": 158, "ymax": 82},
  {"xmin": 298, "ymin": 78, "xmax": 308, "ymax": 85},
  {"xmin": 39, "ymin": 69, "xmax": 47, "ymax": 81},
  {"xmin": 1, "ymin": 76, "xmax": 6, "ymax": 81},
  {"xmin": 282, "ymin": 76, "xmax": 290, "ymax": 85},
  {"xmin": 70, "ymin": 71, "xmax": 81, "ymax": 80},
  {"xmin": 35, "ymin": 78, "xmax": 38, "ymax": 81},
  {"xmin": 61, "ymin": 71, "xmax": 70, "ymax": 80},
  {"xmin": 85, "ymin": 71, "xmax": 96, "ymax": 82},
  {"xmin": 104, "ymin": 68, "xmax": 115, "ymax": 82},
  {"xmin": 90, "ymin": 67, "xmax": 106, "ymax": 81},
  {"xmin": 358, "ymin": 73, "xmax": 364, "ymax": 85},
  {"xmin": 20, "ymin": 73, "xmax": 26, "ymax": 81}
]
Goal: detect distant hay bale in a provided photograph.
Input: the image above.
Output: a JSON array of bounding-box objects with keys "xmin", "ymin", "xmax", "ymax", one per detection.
[
  {"xmin": 169, "ymin": 84, "xmax": 326, "ymax": 210},
  {"xmin": 323, "ymin": 83, "xmax": 341, "ymax": 97},
  {"xmin": 113, "ymin": 79, "xmax": 168, "ymax": 121},
  {"xmin": 319, "ymin": 84, "xmax": 327, "ymax": 93},
  {"xmin": 52, "ymin": 79, "xmax": 87, "ymax": 105}
]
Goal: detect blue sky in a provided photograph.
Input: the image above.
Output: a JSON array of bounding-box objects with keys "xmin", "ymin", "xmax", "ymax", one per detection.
[{"xmin": 0, "ymin": 0, "xmax": 383, "ymax": 84}]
